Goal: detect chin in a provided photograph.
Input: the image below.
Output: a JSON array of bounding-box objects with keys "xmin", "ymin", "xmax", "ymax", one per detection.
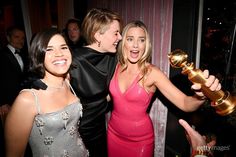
[{"xmin": 107, "ymin": 49, "xmax": 117, "ymax": 53}]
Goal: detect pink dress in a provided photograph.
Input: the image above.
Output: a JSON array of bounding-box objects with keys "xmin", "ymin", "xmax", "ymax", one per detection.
[{"xmin": 107, "ymin": 65, "xmax": 154, "ymax": 157}]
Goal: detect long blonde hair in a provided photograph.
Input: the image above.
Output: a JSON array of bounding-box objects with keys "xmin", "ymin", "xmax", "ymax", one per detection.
[{"xmin": 118, "ymin": 20, "xmax": 152, "ymax": 80}]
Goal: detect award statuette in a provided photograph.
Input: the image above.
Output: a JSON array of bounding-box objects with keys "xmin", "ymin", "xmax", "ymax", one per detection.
[{"xmin": 168, "ymin": 49, "xmax": 236, "ymax": 116}]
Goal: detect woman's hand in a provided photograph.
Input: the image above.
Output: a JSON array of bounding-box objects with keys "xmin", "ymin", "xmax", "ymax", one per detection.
[
  {"xmin": 0, "ymin": 104, "xmax": 10, "ymax": 126},
  {"xmin": 106, "ymin": 95, "xmax": 111, "ymax": 102},
  {"xmin": 191, "ymin": 70, "xmax": 221, "ymax": 99}
]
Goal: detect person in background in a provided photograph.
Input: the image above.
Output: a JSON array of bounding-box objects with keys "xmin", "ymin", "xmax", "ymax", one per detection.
[
  {"xmin": 0, "ymin": 26, "xmax": 27, "ymax": 156},
  {"xmin": 107, "ymin": 20, "xmax": 220, "ymax": 157},
  {"xmin": 4, "ymin": 28, "xmax": 89, "ymax": 157},
  {"xmin": 70, "ymin": 8, "xmax": 122, "ymax": 157},
  {"xmin": 0, "ymin": 26, "xmax": 27, "ymax": 109},
  {"xmin": 64, "ymin": 18, "xmax": 86, "ymax": 51},
  {"xmin": 179, "ymin": 119, "xmax": 216, "ymax": 157}
]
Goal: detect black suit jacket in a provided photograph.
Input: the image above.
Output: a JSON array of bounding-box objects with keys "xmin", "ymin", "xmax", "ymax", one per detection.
[{"xmin": 0, "ymin": 47, "xmax": 25, "ymax": 106}]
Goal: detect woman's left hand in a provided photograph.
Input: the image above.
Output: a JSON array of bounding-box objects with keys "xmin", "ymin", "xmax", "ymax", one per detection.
[{"xmin": 191, "ymin": 69, "xmax": 221, "ymax": 98}]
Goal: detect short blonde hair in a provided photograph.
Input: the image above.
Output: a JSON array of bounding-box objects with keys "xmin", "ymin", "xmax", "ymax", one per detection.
[{"xmin": 81, "ymin": 8, "xmax": 122, "ymax": 45}]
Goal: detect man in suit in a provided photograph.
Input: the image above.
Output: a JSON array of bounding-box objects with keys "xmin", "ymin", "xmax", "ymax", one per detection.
[{"xmin": 0, "ymin": 26, "xmax": 28, "ymax": 156}]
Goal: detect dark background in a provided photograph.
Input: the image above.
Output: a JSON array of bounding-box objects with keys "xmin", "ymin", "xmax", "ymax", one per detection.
[{"xmin": 169, "ymin": 0, "xmax": 236, "ymax": 156}]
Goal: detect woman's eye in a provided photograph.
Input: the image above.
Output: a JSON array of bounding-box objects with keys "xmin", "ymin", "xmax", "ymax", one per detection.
[
  {"xmin": 62, "ymin": 46, "xmax": 68, "ymax": 50},
  {"xmin": 46, "ymin": 48, "xmax": 53, "ymax": 52},
  {"xmin": 140, "ymin": 38, "xmax": 145, "ymax": 42},
  {"xmin": 127, "ymin": 38, "xmax": 132, "ymax": 41}
]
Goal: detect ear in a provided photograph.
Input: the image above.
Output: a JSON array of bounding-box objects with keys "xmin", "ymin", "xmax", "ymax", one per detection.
[{"xmin": 94, "ymin": 31, "xmax": 102, "ymax": 42}]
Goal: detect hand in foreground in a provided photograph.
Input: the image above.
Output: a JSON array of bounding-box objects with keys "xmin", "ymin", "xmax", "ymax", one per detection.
[
  {"xmin": 0, "ymin": 104, "xmax": 10, "ymax": 126},
  {"xmin": 179, "ymin": 119, "xmax": 216, "ymax": 157},
  {"xmin": 191, "ymin": 70, "xmax": 221, "ymax": 98}
]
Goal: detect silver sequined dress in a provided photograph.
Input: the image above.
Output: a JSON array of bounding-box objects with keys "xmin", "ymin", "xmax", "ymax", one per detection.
[{"xmin": 25, "ymin": 89, "xmax": 89, "ymax": 157}]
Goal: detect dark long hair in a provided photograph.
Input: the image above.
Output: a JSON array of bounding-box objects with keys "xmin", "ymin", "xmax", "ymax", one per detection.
[{"xmin": 29, "ymin": 28, "xmax": 60, "ymax": 78}]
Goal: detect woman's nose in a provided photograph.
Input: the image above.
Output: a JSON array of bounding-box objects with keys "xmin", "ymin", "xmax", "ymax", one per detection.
[{"xmin": 54, "ymin": 49, "xmax": 63, "ymax": 56}]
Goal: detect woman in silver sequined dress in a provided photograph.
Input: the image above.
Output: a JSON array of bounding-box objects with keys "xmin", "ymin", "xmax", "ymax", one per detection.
[{"xmin": 4, "ymin": 28, "xmax": 89, "ymax": 157}]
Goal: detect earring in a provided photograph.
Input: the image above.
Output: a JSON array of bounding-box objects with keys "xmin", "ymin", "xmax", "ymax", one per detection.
[{"xmin": 98, "ymin": 41, "xmax": 101, "ymax": 47}]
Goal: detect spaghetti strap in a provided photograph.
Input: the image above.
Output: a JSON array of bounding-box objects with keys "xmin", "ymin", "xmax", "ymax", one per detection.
[
  {"xmin": 66, "ymin": 79, "xmax": 77, "ymax": 96},
  {"xmin": 21, "ymin": 89, "xmax": 41, "ymax": 114}
]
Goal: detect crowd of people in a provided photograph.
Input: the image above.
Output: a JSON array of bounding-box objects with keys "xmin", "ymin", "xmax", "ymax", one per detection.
[{"xmin": 0, "ymin": 7, "xmax": 234, "ymax": 157}]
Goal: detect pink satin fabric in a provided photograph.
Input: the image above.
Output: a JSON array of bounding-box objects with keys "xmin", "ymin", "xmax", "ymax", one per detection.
[{"xmin": 108, "ymin": 65, "xmax": 154, "ymax": 157}]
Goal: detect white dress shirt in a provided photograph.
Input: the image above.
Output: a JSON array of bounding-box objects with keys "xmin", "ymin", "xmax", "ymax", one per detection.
[{"xmin": 7, "ymin": 44, "xmax": 24, "ymax": 71}]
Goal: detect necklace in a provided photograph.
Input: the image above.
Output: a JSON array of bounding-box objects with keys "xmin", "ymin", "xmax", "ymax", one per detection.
[{"xmin": 41, "ymin": 80, "xmax": 66, "ymax": 90}]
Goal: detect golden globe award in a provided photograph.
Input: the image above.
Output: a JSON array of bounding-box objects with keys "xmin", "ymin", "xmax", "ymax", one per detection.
[{"xmin": 168, "ymin": 49, "xmax": 236, "ymax": 116}]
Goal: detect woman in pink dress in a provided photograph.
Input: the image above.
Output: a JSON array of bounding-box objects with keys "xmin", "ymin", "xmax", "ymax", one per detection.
[{"xmin": 107, "ymin": 21, "xmax": 221, "ymax": 157}]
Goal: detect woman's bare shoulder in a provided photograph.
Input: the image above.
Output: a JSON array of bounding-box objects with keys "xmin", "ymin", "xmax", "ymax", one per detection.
[
  {"xmin": 147, "ymin": 64, "xmax": 163, "ymax": 75},
  {"xmin": 12, "ymin": 89, "xmax": 38, "ymax": 111}
]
